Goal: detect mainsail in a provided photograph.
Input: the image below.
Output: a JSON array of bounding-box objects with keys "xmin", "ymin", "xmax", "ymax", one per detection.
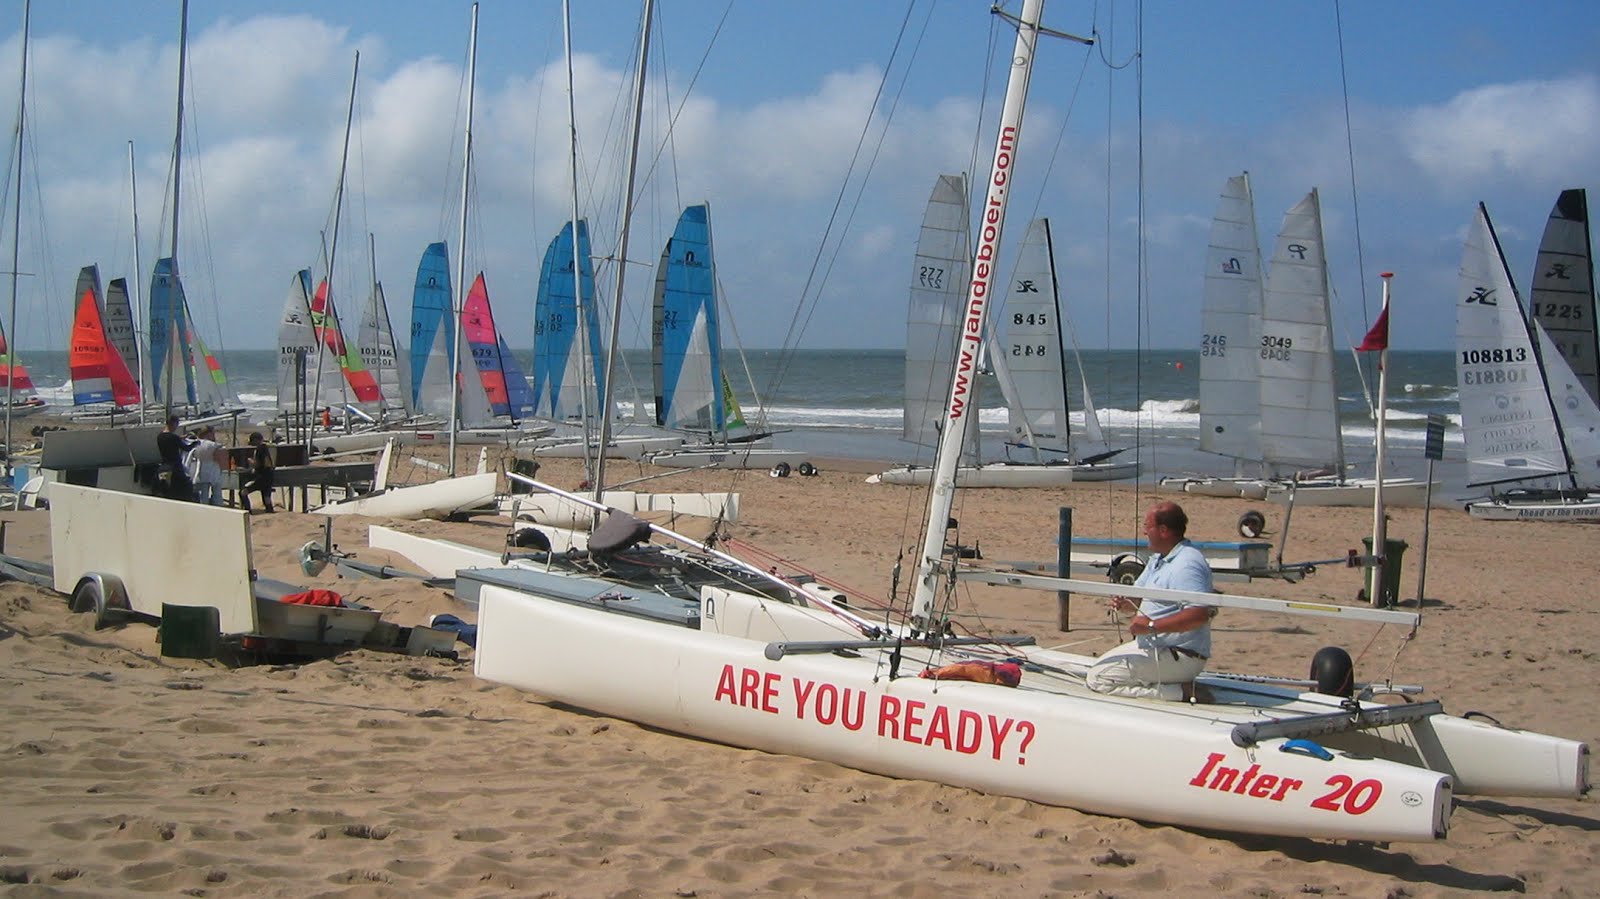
[
  {"xmin": 533, "ymin": 219, "xmax": 605, "ymax": 423},
  {"xmin": 461, "ymin": 273, "xmax": 532, "ymax": 419},
  {"xmin": 1529, "ymin": 188, "xmax": 1600, "ymax": 409},
  {"xmin": 103, "ymin": 277, "xmax": 140, "ymax": 385},
  {"xmin": 1456, "ymin": 204, "xmax": 1572, "ymax": 488},
  {"xmin": 1257, "ymin": 189, "xmax": 1343, "ymax": 474},
  {"xmin": 993, "ymin": 218, "xmax": 1071, "ymax": 460},
  {"xmin": 409, "ymin": 242, "xmax": 454, "ymax": 417},
  {"xmin": 903, "ymin": 173, "xmax": 972, "ymax": 448},
  {"xmin": 1198, "ymin": 173, "xmax": 1264, "ymax": 462},
  {"xmin": 310, "ymin": 278, "xmax": 381, "ymax": 405},
  {"xmin": 69, "ymin": 265, "xmax": 139, "ymax": 407},
  {"xmin": 357, "ymin": 279, "xmax": 412, "ymax": 418},
  {"xmin": 276, "ymin": 270, "xmax": 342, "ymax": 414},
  {"xmin": 652, "ymin": 204, "xmax": 724, "ymax": 435}
]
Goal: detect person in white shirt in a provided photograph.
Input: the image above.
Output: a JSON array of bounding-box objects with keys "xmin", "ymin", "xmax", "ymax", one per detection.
[
  {"xmin": 1086, "ymin": 501, "xmax": 1216, "ymax": 701},
  {"xmin": 187, "ymin": 425, "xmax": 228, "ymax": 506}
]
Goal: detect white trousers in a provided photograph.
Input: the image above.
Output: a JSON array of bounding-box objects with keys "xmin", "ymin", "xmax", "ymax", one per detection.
[{"xmin": 1086, "ymin": 640, "xmax": 1207, "ymax": 702}]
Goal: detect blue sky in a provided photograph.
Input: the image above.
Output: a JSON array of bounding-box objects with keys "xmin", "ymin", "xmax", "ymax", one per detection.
[{"xmin": 2, "ymin": 0, "xmax": 1598, "ymax": 354}]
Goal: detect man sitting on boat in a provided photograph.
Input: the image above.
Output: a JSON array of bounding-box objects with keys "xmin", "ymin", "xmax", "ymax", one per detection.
[{"xmin": 1086, "ymin": 501, "xmax": 1215, "ymax": 701}]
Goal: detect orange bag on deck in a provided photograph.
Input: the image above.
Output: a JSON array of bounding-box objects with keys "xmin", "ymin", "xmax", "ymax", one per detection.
[
  {"xmin": 919, "ymin": 660, "xmax": 1022, "ymax": 687},
  {"xmin": 280, "ymin": 589, "xmax": 345, "ymax": 607}
]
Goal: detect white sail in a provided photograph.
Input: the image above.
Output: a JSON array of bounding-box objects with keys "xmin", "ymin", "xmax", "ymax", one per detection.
[
  {"xmin": 275, "ymin": 271, "xmax": 344, "ymax": 415},
  {"xmin": 1536, "ymin": 320, "xmax": 1600, "ymax": 489},
  {"xmin": 357, "ymin": 280, "xmax": 413, "ymax": 418},
  {"xmin": 1456, "ymin": 204, "xmax": 1570, "ymax": 487},
  {"xmin": 994, "ymin": 218, "xmax": 1069, "ymax": 458},
  {"xmin": 1529, "ymin": 189, "xmax": 1600, "ymax": 408},
  {"xmin": 1258, "ymin": 189, "xmax": 1343, "ymax": 473},
  {"xmin": 903, "ymin": 173, "xmax": 972, "ymax": 448},
  {"xmin": 1199, "ymin": 173, "xmax": 1263, "ymax": 462}
]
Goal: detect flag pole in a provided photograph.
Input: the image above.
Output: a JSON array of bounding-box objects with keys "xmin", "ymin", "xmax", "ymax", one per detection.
[{"xmin": 1364, "ymin": 273, "xmax": 1393, "ymax": 605}]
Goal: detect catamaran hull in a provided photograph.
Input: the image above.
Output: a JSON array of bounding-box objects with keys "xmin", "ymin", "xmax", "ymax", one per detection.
[
  {"xmin": 870, "ymin": 459, "xmax": 1140, "ymax": 488},
  {"xmin": 648, "ymin": 448, "xmax": 810, "ymax": 471},
  {"xmin": 499, "ymin": 489, "xmax": 740, "ymax": 526},
  {"xmin": 475, "ymin": 584, "xmax": 1457, "ymax": 842},
  {"xmin": 532, "ymin": 435, "xmax": 684, "ymax": 460},
  {"xmin": 1158, "ymin": 476, "xmax": 1271, "ymax": 499},
  {"xmin": 1466, "ymin": 494, "xmax": 1600, "ymax": 521},
  {"xmin": 1263, "ymin": 478, "xmax": 1435, "ymax": 508},
  {"xmin": 313, "ymin": 472, "xmax": 497, "ymax": 521}
]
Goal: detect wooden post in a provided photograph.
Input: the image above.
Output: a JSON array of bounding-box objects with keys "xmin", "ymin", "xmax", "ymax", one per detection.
[{"xmin": 1056, "ymin": 506, "xmax": 1072, "ymax": 631}]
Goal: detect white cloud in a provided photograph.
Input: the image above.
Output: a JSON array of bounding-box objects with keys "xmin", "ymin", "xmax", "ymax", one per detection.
[{"xmin": 1401, "ymin": 75, "xmax": 1600, "ymax": 183}]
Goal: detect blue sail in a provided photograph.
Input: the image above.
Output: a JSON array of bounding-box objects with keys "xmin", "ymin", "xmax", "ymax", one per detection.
[
  {"xmin": 409, "ymin": 241, "xmax": 452, "ymax": 411},
  {"xmin": 497, "ymin": 334, "xmax": 536, "ymax": 418},
  {"xmin": 652, "ymin": 204, "xmax": 722, "ymax": 434},
  {"xmin": 147, "ymin": 256, "xmax": 197, "ymax": 405},
  {"xmin": 532, "ymin": 220, "xmax": 603, "ymax": 420}
]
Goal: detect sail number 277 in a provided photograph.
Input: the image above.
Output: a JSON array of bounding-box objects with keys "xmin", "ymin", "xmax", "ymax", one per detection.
[{"xmin": 918, "ymin": 266, "xmax": 947, "ymax": 289}]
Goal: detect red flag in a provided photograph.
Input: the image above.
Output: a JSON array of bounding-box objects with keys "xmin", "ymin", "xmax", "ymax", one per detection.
[{"xmin": 1357, "ymin": 307, "xmax": 1389, "ymax": 351}]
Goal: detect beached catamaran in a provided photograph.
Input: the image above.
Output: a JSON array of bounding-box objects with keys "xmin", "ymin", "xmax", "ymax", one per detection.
[
  {"xmin": 1456, "ymin": 199, "xmax": 1600, "ymax": 521},
  {"xmin": 68, "ymin": 265, "xmax": 140, "ymax": 411},
  {"xmin": 373, "ymin": 0, "xmax": 1590, "ymax": 842},
  {"xmin": 874, "ymin": 182, "xmax": 1135, "ymax": 487}
]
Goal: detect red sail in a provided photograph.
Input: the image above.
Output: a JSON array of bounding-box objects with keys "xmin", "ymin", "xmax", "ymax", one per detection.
[{"xmin": 70, "ymin": 284, "xmax": 139, "ymax": 406}]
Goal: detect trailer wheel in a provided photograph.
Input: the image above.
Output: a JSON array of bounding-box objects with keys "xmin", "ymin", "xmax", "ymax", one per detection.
[
  {"xmin": 1110, "ymin": 558, "xmax": 1145, "ymax": 585},
  {"xmin": 797, "ymin": 462, "xmax": 818, "ymax": 477},
  {"xmin": 69, "ymin": 574, "xmax": 132, "ymax": 630},
  {"xmin": 769, "ymin": 462, "xmax": 792, "ymax": 478},
  {"xmin": 1237, "ymin": 509, "xmax": 1267, "ymax": 538}
]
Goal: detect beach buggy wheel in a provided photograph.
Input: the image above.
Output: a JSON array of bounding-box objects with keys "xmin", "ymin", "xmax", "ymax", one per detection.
[
  {"xmin": 797, "ymin": 462, "xmax": 818, "ymax": 477},
  {"xmin": 769, "ymin": 462, "xmax": 792, "ymax": 478},
  {"xmin": 1237, "ymin": 509, "xmax": 1267, "ymax": 539}
]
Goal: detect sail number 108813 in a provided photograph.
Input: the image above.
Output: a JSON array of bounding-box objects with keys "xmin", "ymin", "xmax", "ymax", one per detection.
[{"xmin": 1461, "ymin": 347, "xmax": 1528, "ymax": 365}]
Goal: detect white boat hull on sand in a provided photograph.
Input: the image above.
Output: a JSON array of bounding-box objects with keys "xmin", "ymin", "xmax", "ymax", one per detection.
[
  {"xmin": 1158, "ymin": 476, "xmax": 1270, "ymax": 500},
  {"xmin": 871, "ymin": 459, "xmax": 1139, "ymax": 488},
  {"xmin": 1466, "ymin": 493, "xmax": 1600, "ymax": 521},
  {"xmin": 499, "ymin": 488, "xmax": 739, "ymax": 526},
  {"xmin": 648, "ymin": 447, "xmax": 810, "ymax": 471},
  {"xmin": 470, "ymin": 568, "xmax": 1585, "ymax": 842},
  {"xmin": 309, "ymin": 425, "xmax": 554, "ymax": 453},
  {"xmin": 313, "ymin": 471, "xmax": 498, "ymax": 520},
  {"xmin": 531, "ymin": 434, "xmax": 684, "ymax": 460},
  {"xmin": 1263, "ymin": 478, "xmax": 1435, "ymax": 508}
]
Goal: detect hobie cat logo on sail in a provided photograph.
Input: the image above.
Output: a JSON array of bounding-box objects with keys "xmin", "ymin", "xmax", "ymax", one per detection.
[{"xmin": 1466, "ymin": 285, "xmax": 1497, "ymax": 306}]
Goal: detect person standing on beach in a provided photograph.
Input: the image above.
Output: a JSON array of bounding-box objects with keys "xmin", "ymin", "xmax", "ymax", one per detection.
[
  {"xmin": 188, "ymin": 425, "xmax": 227, "ymax": 506},
  {"xmin": 155, "ymin": 415, "xmax": 195, "ymax": 501},
  {"xmin": 1086, "ymin": 501, "xmax": 1215, "ymax": 701},
  {"xmin": 239, "ymin": 432, "xmax": 276, "ymax": 513}
]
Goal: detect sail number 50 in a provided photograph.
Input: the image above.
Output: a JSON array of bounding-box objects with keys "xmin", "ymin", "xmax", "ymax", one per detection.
[{"xmin": 1310, "ymin": 775, "xmax": 1381, "ymax": 815}]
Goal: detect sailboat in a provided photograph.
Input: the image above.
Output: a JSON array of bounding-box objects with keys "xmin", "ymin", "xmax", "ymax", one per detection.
[
  {"xmin": 1168, "ymin": 187, "xmax": 1432, "ymax": 507},
  {"xmin": 1159, "ymin": 172, "xmax": 1270, "ymax": 497},
  {"xmin": 523, "ymin": 220, "xmax": 682, "ymax": 461},
  {"xmin": 355, "ymin": 237, "xmax": 413, "ymax": 422},
  {"xmin": 643, "ymin": 204, "xmax": 808, "ymax": 472},
  {"xmin": 1457, "ymin": 199, "xmax": 1600, "ymax": 520},
  {"xmin": 388, "ymin": 0, "xmax": 1588, "ymax": 842},
  {"xmin": 873, "ymin": 183, "xmax": 1135, "ymax": 487},
  {"xmin": 68, "ymin": 265, "xmax": 140, "ymax": 410}
]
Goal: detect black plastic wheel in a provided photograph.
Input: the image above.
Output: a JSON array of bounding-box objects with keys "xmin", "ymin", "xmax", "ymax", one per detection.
[
  {"xmin": 1238, "ymin": 509, "xmax": 1267, "ymax": 538},
  {"xmin": 769, "ymin": 462, "xmax": 792, "ymax": 478}
]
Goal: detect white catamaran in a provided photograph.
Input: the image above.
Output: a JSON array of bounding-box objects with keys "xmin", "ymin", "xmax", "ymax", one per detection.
[
  {"xmin": 1457, "ymin": 198, "xmax": 1600, "ymax": 521},
  {"xmin": 1166, "ymin": 182, "xmax": 1432, "ymax": 507},
  {"xmin": 371, "ymin": 0, "xmax": 1589, "ymax": 843},
  {"xmin": 874, "ymin": 178, "xmax": 1135, "ymax": 488}
]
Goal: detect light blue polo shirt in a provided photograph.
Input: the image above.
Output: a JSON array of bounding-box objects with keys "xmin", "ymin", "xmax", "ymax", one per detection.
[{"xmin": 1132, "ymin": 539, "xmax": 1214, "ymax": 657}]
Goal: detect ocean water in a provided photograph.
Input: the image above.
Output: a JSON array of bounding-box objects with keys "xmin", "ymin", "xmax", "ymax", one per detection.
[{"xmin": 18, "ymin": 346, "xmax": 1469, "ymax": 491}]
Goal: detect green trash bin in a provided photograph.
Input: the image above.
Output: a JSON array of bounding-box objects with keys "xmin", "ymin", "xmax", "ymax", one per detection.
[{"xmin": 1361, "ymin": 537, "xmax": 1407, "ymax": 607}]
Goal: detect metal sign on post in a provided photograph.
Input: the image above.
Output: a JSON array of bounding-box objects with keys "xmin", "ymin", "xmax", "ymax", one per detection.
[{"xmin": 1416, "ymin": 413, "xmax": 1446, "ymax": 607}]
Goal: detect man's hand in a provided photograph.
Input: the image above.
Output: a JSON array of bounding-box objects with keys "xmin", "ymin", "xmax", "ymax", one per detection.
[{"xmin": 1108, "ymin": 596, "xmax": 1139, "ymax": 616}]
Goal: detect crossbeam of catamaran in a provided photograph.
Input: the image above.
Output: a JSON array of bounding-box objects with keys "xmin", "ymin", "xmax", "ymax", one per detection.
[{"xmin": 953, "ymin": 567, "xmax": 1422, "ymax": 630}]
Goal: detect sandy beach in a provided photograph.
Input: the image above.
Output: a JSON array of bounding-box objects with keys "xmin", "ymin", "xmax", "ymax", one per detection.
[{"xmin": 0, "ymin": 448, "xmax": 1595, "ymax": 897}]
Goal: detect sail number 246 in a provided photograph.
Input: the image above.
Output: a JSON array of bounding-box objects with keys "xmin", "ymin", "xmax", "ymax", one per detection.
[{"xmin": 1201, "ymin": 333, "xmax": 1226, "ymax": 356}]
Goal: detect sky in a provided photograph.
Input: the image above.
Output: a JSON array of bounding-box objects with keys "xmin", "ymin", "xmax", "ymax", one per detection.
[{"xmin": 1, "ymin": 0, "xmax": 1598, "ymax": 356}]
